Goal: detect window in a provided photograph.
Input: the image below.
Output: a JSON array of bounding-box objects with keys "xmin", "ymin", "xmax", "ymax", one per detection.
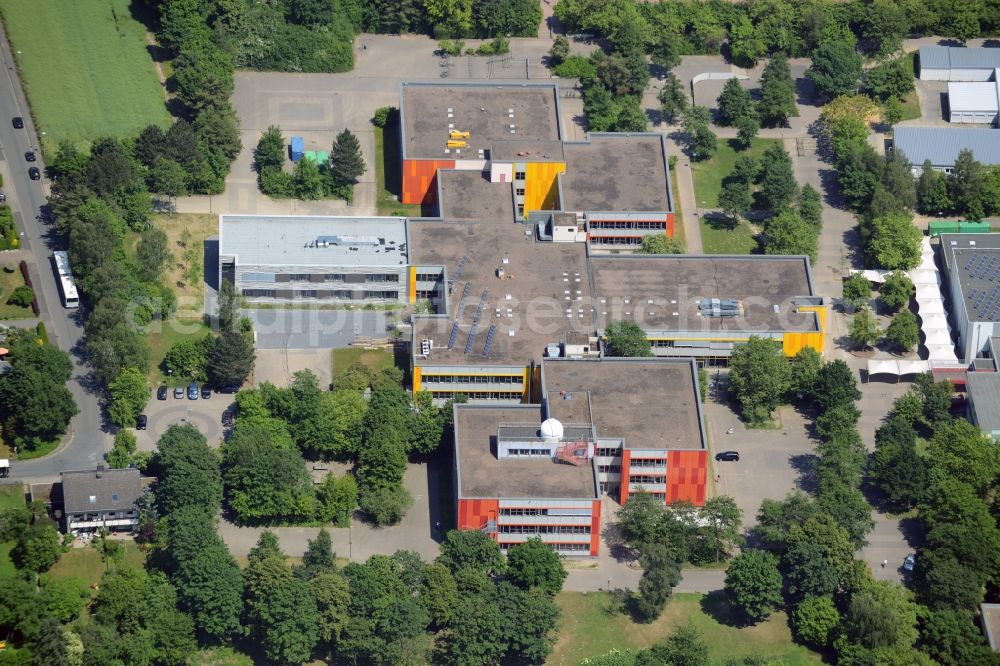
[
  {"xmin": 507, "ymin": 448, "xmax": 550, "ymax": 457},
  {"xmin": 517, "ymin": 205, "xmax": 524, "ymax": 217},
  {"xmin": 242, "ymin": 289, "xmax": 276, "ymax": 298},
  {"xmin": 631, "ymin": 458, "xmax": 665, "ymax": 468},
  {"xmin": 416, "ymin": 273, "xmax": 440, "ymax": 282},
  {"xmin": 515, "ymin": 188, "xmax": 525, "ymax": 196},
  {"xmin": 289, "ymin": 274, "xmax": 309, "ymax": 281},
  {"xmin": 630, "ymin": 475, "xmax": 664, "ymax": 485},
  {"xmin": 366, "ymin": 274, "xmax": 400, "ymax": 283},
  {"xmin": 299, "ymin": 290, "xmax": 318, "ymax": 298},
  {"xmin": 111, "ymin": 493, "xmax": 119, "ymax": 503},
  {"xmin": 89, "ymin": 495, "xmax": 96, "ymax": 504},
  {"xmin": 500, "ymin": 508, "xmax": 548, "ymax": 516},
  {"xmin": 598, "ymin": 464, "xmax": 621, "ymax": 474},
  {"xmin": 554, "ymin": 543, "xmax": 589, "ymax": 552},
  {"xmin": 596, "ymin": 447, "xmax": 620, "ymax": 457},
  {"xmin": 325, "ymin": 273, "xmax": 345, "ymax": 281},
  {"xmin": 515, "ymin": 170, "xmax": 526, "ymax": 180},
  {"xmin": 499, "ymin": 525, "xmax": 591, "ymax": 534}
]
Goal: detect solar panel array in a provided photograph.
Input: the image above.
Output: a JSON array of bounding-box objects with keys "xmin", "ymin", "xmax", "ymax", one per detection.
[
  {"xmin": 964, "ymin": 253, "xmax": 1000, "ymax": 321},
  {"xmin": 482, "ymin": 324, "xmax": 497, "ymax": 356},
  {"xmin": 464, "ymin": 289, "xmax": 490, "ymax": 354}
]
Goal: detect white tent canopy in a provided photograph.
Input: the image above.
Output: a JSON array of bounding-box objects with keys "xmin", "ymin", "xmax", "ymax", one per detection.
[
  {"xmin": 923, "ymin": 328, "xmax": 954, "ymax": 346},
  {"xmin": 916, "ymin": 283, "xmax": 943, "ymax": 300},
  {"xmin": 867, "ymin": 359, "xmax": 932, "ymax": 377},
  {"xmin": 926, "ymin": 344, "xmax": 960, "ymax": 362},
  {"xmin": 898, "ymin": 359, "xmax": 931, "ymax": 375},
  {"xmin": 916, "ymin": 297, "xmax": 947, "ymax": 315},
  {"xmin": 909, "ymin": 269, "xmax": 940, "ymax": 285},
  {"xmin": 918, "ymin": 313, "xmax": 952, "ymax": 330}
]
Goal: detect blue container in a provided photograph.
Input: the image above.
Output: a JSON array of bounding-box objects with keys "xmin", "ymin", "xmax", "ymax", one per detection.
[{"xmin": 290, "ymin": 136, "xmax": 304, "ymax": 162}]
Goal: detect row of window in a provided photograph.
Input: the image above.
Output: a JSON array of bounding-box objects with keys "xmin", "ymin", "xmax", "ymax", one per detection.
[
  {"xmin": 507, "ymin": 449, "xmax": 551, "ymax": 457},
  {"xmin": 500, "ymin": 508, "xmax": 548, "ymax": 516},
  {"xmin": 429, "ymin": 391, "xmax": 522, "ymax": 400},
  {"xmin": 596, "ymin": 447, "xmax": 621, "ymax": 458},
  {"xmin": 499, "ymin": 542, "xmax": 591, "ymax": 552},
  {"xmin": 422, "ymin": 374, "xmax": 522, "ymax": 385},
  {"xmin": 279, "ymin": 273, "xmax": 399, "ymax": 283},
  {"xmin": 498, "ymin": 525, "xmax": 591, "ymax": 534},
  {"xmin": 590, "ymin": 221, "xmax": 666, "ymax": 230},
  {"xmin": 514, "ymin": 170, "xmax": 526, "ymax": 181},
  {"xmin": 241, "ymin": 289, "xmax": 400, "ymax": 300},
  {"xmin": 630, "ymin": 458, "xmax": 666, "ymax": 468},
  {"xmin": 589, "ymin": 237, "xmax": 643, "ymax": 245},
  {"xmin": 600, "ymin": 482, "xmax": 621, "ymax": 495},
  {"xmin": 598, "ymin": 465, "xmax": 621, "ymax": 474},
  {"xmin": 630, "ymin": 475, "xmax": 665, "ymax": 484},
  {"xmin": 415, "ymin": 273, "xmax": 442, "ymax": 282}
]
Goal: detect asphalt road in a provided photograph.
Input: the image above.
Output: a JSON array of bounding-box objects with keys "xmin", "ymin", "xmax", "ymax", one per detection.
[{"xmin": 0, "ymin": 25, "xmax": 106, "ymax": 480}]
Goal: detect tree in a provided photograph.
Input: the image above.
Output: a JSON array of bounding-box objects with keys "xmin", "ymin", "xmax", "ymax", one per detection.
[
  {"xmin": 728, "ymin": 14, "xmax": 765, "ymax": 68},
  {"xmin": 207, "ymin": 330, "xmax": 254, "ymax": 388},
  {"xmin": 419, "ymin": 562, "xmax": 458, "ymax": 627},
  {"xmin": 444, "ymin": 596, "xmax": 505, "ymax": 665},
  {"xmin": 173, "ymin": 45, "xmax": 234, "ymax": 112},
  {"xmin": 136, "ymin": 226, "xmax": 171, "ymax": 283},
  {"xmin": 734, "ymin": 113, "xmax": 759, "ymax": 150},
  {"xmin": 718, "ymin": 177, "xmax": 753, "ymax": 222},
  {"xmin": 425, "ymin": 0, "xmax": 473, "ymax": 36},
  {"xmin": 784, "ymin": 542, "xmax": 840, "ymax": 600},
  {"xmin": 842, "ymin": 580, "xmax": 918, "ymax": 650},
  {"xmin": 314, "ymin": 473, "xmax": 358, "ymax": 526},
  {"xmin": 437, "ymin": 529, "xmax": 505, "ymax": 575},
  {"xmin": 842, "ymin": 273, "xmax": 871, "ymax": 310},
  {"xmin": 792, "ymin": 595, "xmax": 840, "ymax": 648},
  {"xmin": 716, "ymin": 78, "xmax": 754, "ymax": 127},
  {"xmin": 921, "ymin": 609, "xmax": 994, "ymax": 666},
  {"xmin": 11, "ymin": 522, "xmax": 62, "ymax": 573},
  {"xmin": 928, "ymin": 419, "xmax": 1000, "ymax": 496},
  {"xmin": 31, "ymin": 617, "xmax": 71, "ymax": 665},
  {"xmin": 604, "ymin": 320, "xmax": 651, "ymax": 357},
  {"xmin": 864, "ymin": 57, "xmax": 914, "ymax": 102},
  {"xmin": 293, "ymin": 155, "xmax": 326, "ymax": 200},
  {"xmin": 632, "ymin": 545, "xmax": 682, "ymax": 623},
  {"xmin": 153, "ymin": 424, "xmax": 223, "ymax": 515},
  {"xmin": 806, "ymin": 41, "xmax": 863, "ymax": 102},
  {"xmin": 357, "ymin": 484, "xmax": 412, "ymax": 528},
  {"xmin": 107, "ymin": 367, "xmax": 148, "ymax": 428},
  {"xmin": 916, "ymin": 160, "xmax": 952, "ymax": 215},
  {"xmin": 789, "ymin": 347, "xmax": 823, "ymax": 402},
  {"xmin": 701, "ymin": 495, "xmax": 742, "ymax": 562},
  {"xmin": 949, "ymin": 149, "xmax": 987, "ymax": 219},
  {"xmin": 724, "ymin": 549, "xmax": 783, "ymax": 623},
  {"xmin": 548, "ymin": 35, "xmax": 569, "ymax": 66},
  {"xmin": 162, "ymin": 336, "xmax": 212, "ymax": 382},
  {"xmin": 797, "ymin": 184, "xmax": 823, "ymax": 230},
  {"xmin": 330, "ymin": 128, "xmax": 366, "ymax": 186},
  {"xmin": 885, "ymin": 310, "xmax": 919, "ymax": 352},
  {"xmin": 650, "ymin": 33, "xmax": 681, "ymax": 71},
  {"xmin": 39, "ymin": 575, "xmax": 90, "ymax": 623},
  {"xmin": 812, "ymin": 360, "xmax": 861, "ymax": 412},
  {"xmin": 870, "ymin": 417, "xmax": 927, "ymax": 510},
  {"xmin": 758, "ymin": 143, "xmax": 797, "ymax": 211},
  {"xmin": 6, "ymin": 286, "xmax": 34, "ymax": 308},
  {"xmin": 759, "ymin": 54, "xmax": 798, "ymax": 127},
  {"xmin": 728, "ymin": 336, "xmax": 791, "ymax": 423},
  {"xmin": 637, "ymin": 234, "xmax": 683, "ymax": 254},
  {"xmin": 641, "ymin": 624, "xmax": 709, "ymax": 666},
  {"xmin": 0, "ymin": 363, "xmax": 78, "ymax": 450},
  {"xmin": 882, "ymin": 96, "xmax": 903, "ymax": 126},
  {"xmin": 764, "ymin": 210, "xmax": 817, "ymax": 262},
  {"xmin": 658, "ymin": 74, "xmax": 688, "ymax": 124},
  {"xmin": 849, "ymin": 306, "xmax": 880, "ymax": 350},
  {"xmin": 917, "ymin": 549, "xmax": 985, "ymax": 613},
  {"xmin": 255, "ymin": 125, "xmax": 286, "ymax": 173},
  {"xmin": 682, "ymin": 106, "xmax": 716, "ymax": 160},
  {"xmin": 506, "ymin": 538, "xmax": 567, "ymax": 595},
  {"xmin": 879, "ymin": 272, "xmax": 914, "ymax": 312}
]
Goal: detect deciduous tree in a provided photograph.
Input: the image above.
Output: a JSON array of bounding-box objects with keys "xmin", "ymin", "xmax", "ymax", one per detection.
[
  {"xmin": 107, "ymin": 367, "xmax": 149, "ymax": 428},
  {"xmin": 885, "ymin": 310, "xmax": 919, "ymax": 352},
  {"xmin": 724, "ymin": 549, "xmax": 783, "ymax": 622},
  {"xmin": 806, "ymin": 41, "xmax": 863, "ymax": 102},
  {"xmin": 658, "ymin": 74, "xmax": 688, "ymax": 124},
  {"xmin": 506, "ymin": 538, "xmax": 568, "ymax": 595},
  {"xmin": 728, "ymin": 336, "xmax": 791, "ymax": 423},
  {"xmin": 849, "ymin": 306, "xmax": 880, "ymax": 350},
  {"xmin": 604, "ymin": 320, "xmax": 652, "ymax": 357}
]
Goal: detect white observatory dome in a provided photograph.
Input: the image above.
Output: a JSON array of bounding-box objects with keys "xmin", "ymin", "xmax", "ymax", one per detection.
[{"xmin": 540, "ymin": 418, "xmax": 564, "ymax": 440}]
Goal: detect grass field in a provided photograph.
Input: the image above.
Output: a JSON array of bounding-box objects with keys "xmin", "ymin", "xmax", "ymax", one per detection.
[
  {"xmin": 48, "ymin": 542, "xmax": 147, "ymax": 588},
  {"xmin": 550, "ymin": 591, "xmax": 823, "ymax": 666},
  {"xmin": 0, "ymin": 264, "xmax": 34, "ymax": 320},
  {"xmin": 331, "ymin": 347, "xmax": 395, "ymax": 381},
  {"xmin": 0, "ymin": 0, "xmax": 170, "ymax": 152},
  {"xmin": 375, "ymin": 122, "xmax": 424, "ymax": 217},
  {"xmin": 899, "ymin": 53, "xmax": 921, "ymax": 122},
  {"xmin": 0, "ymin": 485, "xmax": 24, "ymax": 578},
  {"xmin": 153, "ymin": 213, "xmax": 218, "ymax": 316},
  {"xmin": 700, "ymin": 217, "xmax": 760, "ymax": 255},
  {"xmin": 691, "ymin": 138, "xmax": 782, "ymax": 209}
]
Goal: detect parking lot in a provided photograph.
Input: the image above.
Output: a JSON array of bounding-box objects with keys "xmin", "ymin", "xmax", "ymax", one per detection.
[{"xmin": 134, "ymin": 386, "xmax": 234, "ymax": 452}]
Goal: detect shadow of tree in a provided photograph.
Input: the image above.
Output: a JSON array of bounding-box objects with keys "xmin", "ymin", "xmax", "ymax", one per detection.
[
  {"xmin": 698, "ymin": 589, "xmax": 758, "ymax": 628},
  {"xmin": 789, "ymin": 453, "xmax": 819, "ymax": 493}
]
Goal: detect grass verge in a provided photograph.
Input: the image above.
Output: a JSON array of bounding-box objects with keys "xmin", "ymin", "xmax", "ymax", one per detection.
[
  {"xmin": 550, "ymin": 591, "xmax": 822, "ymax": 666},
  {"xmin": 331, "ymin": 347, "xmax": 395, "ymax": 381},
  {"xmin": 0, "ymin": 263, "xmax": 36, "ymax": 320},
  {"xmin": 0, "ymin": 0, "xmax": 170, "ymax": 152},
  {"xmin": 375, "ymin": 122, "xmax": 423, "ymax": 217},
  {"xmin": 16, "ymin": 439, "xmax": 60, "ymax": 460},
  {"xmin": 691, "ymin": 138, "xmax": 782, "ymax": 208},
  {"xmin": 700, "ymin": 217, "xmax": 760, "ymax": 255},
  {"xmin": 669, "ymin": 165, "xmax": 686, "ymax": 251}
]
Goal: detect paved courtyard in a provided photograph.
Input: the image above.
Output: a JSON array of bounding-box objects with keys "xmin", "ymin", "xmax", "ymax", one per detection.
[
  {"xmin": 134, "ymin": 389, "xmax": 234, "ymax": 452},
  {"xmin": 255, "ymin": 348, "xmax": 332, "ymax": 388},
  {"xmin": 246, "ymin": 309, "xmax": 390, "ymax": 349}
]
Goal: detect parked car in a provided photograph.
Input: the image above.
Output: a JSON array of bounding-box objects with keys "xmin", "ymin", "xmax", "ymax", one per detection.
[
  {"xmin": 903, "ymin": 554, "xmax": 916, "ymax": 572},
  {"xmin": 12, "ymin": 117, "xmax": 23, "ymax": 129},
  {"xmin": 173, "ymin": 386, "xmax": 184, "ymax": 399},
  {"xmin": 219, "ymin": 384, "xmax": 240, "ymax": 394},
  {"xmin": 715, "ymin": 451, "xmax": 740, "ymax": 462},
  {"xmin": 157, "ymin": 386, "xmax": 168, "ymax": 400},
  {"xmin": 24, "ymin": 151, "xmax": 35, "ymax": 162},
  {"xmin": 222, "ymin": 410, "xmax": 234, "ymax": 427},
  {"xmin": 201, "ymin": 385, "xmax": 211, "ymax": 399},
  {"xmin": 187, "ymin": 382, "xmax": 199, "ymax": 400},
  {"xmin": 136, "ymin": 414, "xmax": 147, "ymax": 430},
  {"xmin": 28, "ymin": 167, "xmax": 40, "ymax": 180},
  {"xmin": 0, "ymin": 193, "xmax": 6, "ymax": 203}
]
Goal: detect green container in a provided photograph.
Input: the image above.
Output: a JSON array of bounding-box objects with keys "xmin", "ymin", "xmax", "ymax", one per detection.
[
  {"xmin": 958, "ymin": 220, "xmax": 990, "ymax": 233},
  {"xmin": 928, "ymin": 221, "xmax": 960, "ymax": 237},
  {"xmin": 303, "ymin": 151, "xmax": 329, "ymax": 164}
]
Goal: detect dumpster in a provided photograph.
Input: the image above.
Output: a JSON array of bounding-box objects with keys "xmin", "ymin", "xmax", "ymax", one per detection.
[{"xmin": 290, "ymin": 136, "xmax": 304, "ymax": 162}]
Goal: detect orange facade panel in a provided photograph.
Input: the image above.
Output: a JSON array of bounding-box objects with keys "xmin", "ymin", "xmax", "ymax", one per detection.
[
  {"xmin": 457, "ymin": 498, "xmax": 499, "ymax": 532},
  {"xmin": 666, "ymin": 212, "xmax": 676, "ymax": 237},
  {"xmin": 666, "ymin": 450, "xmax": 708, "ymax": 506},
  {"xmin": 402, "ymin": 159, "xmax": 455, "ymax": 205},
  {"xmin": 618, "ymin": 449, "xmax": 632, "ymax": 505},
  {"xmin": 590, "ymin": 500, "xmax": 601, "ymax": 556}
]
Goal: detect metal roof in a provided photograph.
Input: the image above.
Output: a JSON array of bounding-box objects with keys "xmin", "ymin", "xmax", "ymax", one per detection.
[
  {"xmin": 920, "ymin": 46, "xmax": 1000, "ymax": 70},
  {"xmin": 893, "ymin": 126, "xmax": 1000, "ymax": 167},
  {"xmin": 220, "ymin": 215, "xmax": 409, "ymax": 268},
  {"xmin": 919, "ymin": 46, "xmax": 951, "ymax": 70},
  {"xmin": 947, "ymin": 80, "xmax": 1000, "ymax": 113},
  {"xmin": 61, "ymin": 467, "xmax": 142, "ymax": 514},
  {"xmin": 968, "ymin": 372, "xmax": 1000, "ymax": 433}
]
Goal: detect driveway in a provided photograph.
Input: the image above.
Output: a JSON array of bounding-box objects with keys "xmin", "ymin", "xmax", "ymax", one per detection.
[
  {"xmin": 255, "ymin": 348, "xmax": 332, "ymax": 388},
  {"xmin": 135, "ymin": 390, "xmax": 233, "ymax": 452},
  {"xmin": 246, "ymin": 309, "xmax": 389, "ymax": 349}
]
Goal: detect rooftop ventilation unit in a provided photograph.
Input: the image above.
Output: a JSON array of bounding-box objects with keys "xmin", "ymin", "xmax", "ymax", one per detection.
[{"xmin": 315, "ymin": 235, "xmax": 379, "ymax": 247}]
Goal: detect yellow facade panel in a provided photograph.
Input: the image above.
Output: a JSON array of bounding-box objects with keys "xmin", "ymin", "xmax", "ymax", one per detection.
[
  {"xmin": 408, "ymin": 266, "xmax": 417, "ymax": 303},
  {"xmin": 524, "ymin": 162, "xmax": 565, "ymax": 213}
]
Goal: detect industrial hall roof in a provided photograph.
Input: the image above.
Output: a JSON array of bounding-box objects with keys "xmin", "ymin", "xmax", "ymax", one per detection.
[{"xmin": 893, "ymin": 126, "xmax": 1000, "ymax": 167}]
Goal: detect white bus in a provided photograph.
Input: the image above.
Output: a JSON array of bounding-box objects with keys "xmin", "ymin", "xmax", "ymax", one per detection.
[{"xmin": 52, "ymin": 251, "xmax": 79, "ymax": 308}]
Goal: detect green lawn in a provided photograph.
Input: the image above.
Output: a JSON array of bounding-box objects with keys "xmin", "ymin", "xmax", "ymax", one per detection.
[
  {"xmin": 669, "ymin": 165, "xmax": 686, "ymax": 251},
  {"xmin": 899, "ymin": 52, "xmax": 921, "ymax": 121},
  {"xmin": 550, "ymin": 592, "xmax": 823, "ymax": 666},
  {"xmin": 375, "ymin": 121, "xmax": 424, "ymax": 217},
  {"xmin": 0, "ymin": 486, "xmax": 25, "ymax": 578},
  {"xmin": 147, "ymin": 318, "xmax": 212, "ymax": 386},
  {"xmin": 331, "ymin": 347, "xmax": 395, "ymax": 381},
  {"xmin": 700, "ymin": 217, "xmax": 760, "ymax": 255},
  {"xmin": 0, "ymin": 263, "xmax": 35, "ymax": 320},
  {"xmin": 48, "ymin": 542, "xmax": 147, "ymax": 588},
  {"xmin": 691, "ymin": 138, "xmax": 782, "ymax": 208},
  {"xmin": 0, "ymin": 0, "xmax": 170, "ymax": 152}
]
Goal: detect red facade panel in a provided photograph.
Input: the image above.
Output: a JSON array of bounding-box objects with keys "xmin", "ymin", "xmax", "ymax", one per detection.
[
  {"xmin": 401, "ymin": 159, "xmax": 455, "ymax": 205},
  {"xmin": 666, "ymin": 450, "xmax": 708, "ymax": 506},
  {"xmin": 666, "ymin": 212, "xmax": 676, "ymax": 237},
  {"xmin": 618, "ymin": 449, "xmax": 632, "ymax": 505},
  {"xmin": 457, "ymin": 498, "xmax": 499, "ymax": 533},
  {"xmin": 590, "ymin": 500, "xmax": 602, "ymax": 556}
]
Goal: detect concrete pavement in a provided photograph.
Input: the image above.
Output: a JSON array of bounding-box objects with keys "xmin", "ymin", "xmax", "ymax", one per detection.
[{"xmin": 0, "ymin": 23, "xmax": 108, "ymax": 482}]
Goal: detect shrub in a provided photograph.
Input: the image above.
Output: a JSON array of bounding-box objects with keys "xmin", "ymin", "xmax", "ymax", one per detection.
[
  {"xmin": 437, "ymin": 40, "xmax": 464, "ymax": 56},
  {"xmin": 35, "ymin": 322, "xmax": 48, "ymax": 344},
  {"xmin": 553, "ymin": 55, "xmax": 597, "ymax": 80},
  {"xmin": 7, "ymin": 285, "xmax": 34, "ymax": 307},
  {"xmin": 372, "ymin": 106, "xmax": 397, "ymax": 127}
]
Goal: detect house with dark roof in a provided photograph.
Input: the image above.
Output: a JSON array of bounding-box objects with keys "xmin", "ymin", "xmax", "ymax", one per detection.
[{"xmin": 61, "ymin": 465, "xmax": 142, "ymax": 533}]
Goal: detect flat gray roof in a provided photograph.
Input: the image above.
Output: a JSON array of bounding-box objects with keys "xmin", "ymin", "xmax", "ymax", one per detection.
[
  {"xmin": 438, "ymin": 170, "xmax": 513, "ymax": 221},
  {"xmin": 893, "ymin": 126, "xmax": 1000, "ymax": 167},
  {"xmin": 940, "ymin": 234, "xmax": 1000, "ymax": 323},
  {"xmin": 982, "ymin": 603, "xmax": 1000, "ymax": 650},
  {"xmin": 562, "ymin": 134, "xmax": 672, "ymax": 213},
  {"xmin": 542, "ymin": 358, "xmax": 705, "ymax": 451},
  {"xmin": 454, "ymin": 404, "xmax": 598, "ymax": 499},
  {"xmin": 919, "ymin": 46, "xmax": 1000, "ymax": 70},
  {"xmin": 400, "ymin": 82, "xmax": 561, "ymax": 161},
  {"xmin": 588, "ymin": 255, "xmax": 818, "ymax": 333},
  {"xmin": 969, "ymin": 372, "xmax": 1000, "ymax": 433},
  {"xmin": 948, "ymin": 81, "xmax": 1000, "ymax": 113},
  {"xmin": 220, "ymin": 215, "xmax": 408, "ymax": 267}
]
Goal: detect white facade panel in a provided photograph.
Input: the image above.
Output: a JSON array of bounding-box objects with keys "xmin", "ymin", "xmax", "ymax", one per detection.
[
  {"xmin": 497, "ymin": 533, "xmax": 592, "ymax": 544},
  {"xmin": 497, "ymin": 514, "xmax": 593, "ymax": 526},
  {"xmin": 490, "ymin": 162, "xmax": 513, "ymax": 183},
  {"xmin": 498, "ymin": 498, "xmax": 592, "ymax": 509}
]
